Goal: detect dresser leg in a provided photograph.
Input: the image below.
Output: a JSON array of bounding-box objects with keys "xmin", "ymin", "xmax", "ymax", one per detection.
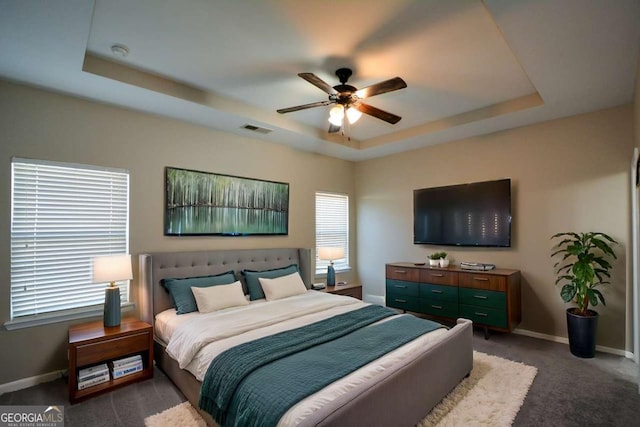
[{"xmin": 483, "ymin": 326, "xmax": 490, "ymax": 340}]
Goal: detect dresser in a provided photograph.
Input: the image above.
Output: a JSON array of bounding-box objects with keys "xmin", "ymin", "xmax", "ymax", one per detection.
[{"xmin": 386, "ymin": 262, "xmax": 521, "ymax": 334}]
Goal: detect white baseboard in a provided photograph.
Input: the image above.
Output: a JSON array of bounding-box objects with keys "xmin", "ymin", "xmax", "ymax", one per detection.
[
  {"xmin": 364, "ymin": 294, "xmax": 386, "ymax": 306},
  {"xmin": 513, "ymin": 328, "xmax": 634, "ymax": 359},
  {"xmin": 0, "ymin": 370, "xmax": 63, "ymax": 395}
]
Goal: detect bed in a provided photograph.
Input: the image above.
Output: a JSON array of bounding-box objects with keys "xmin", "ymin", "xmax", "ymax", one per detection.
[{"xmin": 139, "ymin": 248, "xmax": 473, "ymax": 427}]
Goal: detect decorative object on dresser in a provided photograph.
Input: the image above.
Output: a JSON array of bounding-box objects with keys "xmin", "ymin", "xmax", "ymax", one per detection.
[
  {"xmin": 428, "ymin": 252, "xmax": 445, "ymax": 267},
  {"xmin": 68, "ymin": 317, "xmax": 153, "ymax": 403},
  {"xmin": 92, "ymin": 254, "xmax": 133, "ymax": 327},
  {"xmin": 551, "ymin": 232, "xmax": 618, "ymax": 358},
  {"xmin": 460, "ymin": 261, "xmax": 496, "ymax": 271},
  {"xmin": 386, "ymin": 262, "xmax": 521, "ymax": 338},
  {"xmin": 318, "ymin": 282, "xmax": 363, "ymax": 300},
  {"xmin": 318, "ymin": 246, "xmax": 345, "ymax": 286}
]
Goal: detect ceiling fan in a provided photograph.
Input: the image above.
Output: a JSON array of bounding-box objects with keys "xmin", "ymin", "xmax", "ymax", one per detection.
[{"xmin": 277, "ymin": 68, "xmax": 407, "ymax": 133}]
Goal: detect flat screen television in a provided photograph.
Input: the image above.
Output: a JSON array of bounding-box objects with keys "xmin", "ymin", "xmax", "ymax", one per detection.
[{"xmin": 413, "ymin": 178, "xmax": 511, "ymax": 247}]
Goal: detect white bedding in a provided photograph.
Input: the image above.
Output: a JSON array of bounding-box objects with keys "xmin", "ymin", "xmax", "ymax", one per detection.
[{"xmin": 158, "ymin": 290, "xmax": 449, "ymax": 426}]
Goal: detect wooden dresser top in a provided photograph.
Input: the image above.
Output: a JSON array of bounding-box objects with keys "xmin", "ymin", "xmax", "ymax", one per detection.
[{"xmin": 386, "ymin": 262, "xmax": 520, "ymax": 277}]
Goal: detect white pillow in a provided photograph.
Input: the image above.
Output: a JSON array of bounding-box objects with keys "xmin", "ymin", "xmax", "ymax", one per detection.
[
  {"xmin": 191, "ymin": 281, "xmax": 249, "ymax": 313},
  {"xmin": 259, "ymin": 272, "xmax": 307, "ymax": 301}
]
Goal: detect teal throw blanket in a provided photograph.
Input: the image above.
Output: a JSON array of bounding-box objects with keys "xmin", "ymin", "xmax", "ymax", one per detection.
[{"xmin": 199, "ymin": 304, "xmax": 443, "ymax": 427}]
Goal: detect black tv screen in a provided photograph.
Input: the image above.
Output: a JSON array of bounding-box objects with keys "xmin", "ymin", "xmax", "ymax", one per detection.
[{"xmin": 413, "ymin": 179, "xmax": 511, "ymax": 247}]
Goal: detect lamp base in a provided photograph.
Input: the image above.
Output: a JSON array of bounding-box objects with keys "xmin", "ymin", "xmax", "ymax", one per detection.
[
  {"xmin": 326, "ymin": 264, "xmax": 336, "ymax": 286},
  {"xmin": 104, "ymin": 287, "xmax": 121, "ymax": 327}
]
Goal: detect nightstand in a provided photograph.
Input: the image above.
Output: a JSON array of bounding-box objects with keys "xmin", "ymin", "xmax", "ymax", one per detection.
[
  {"xmin": 320, "ymin": 283, "xmax": 363, "ymax": 300},
  {"xmin": 68, "ymin": 317, "xmax": 153, "ymax": 403}
]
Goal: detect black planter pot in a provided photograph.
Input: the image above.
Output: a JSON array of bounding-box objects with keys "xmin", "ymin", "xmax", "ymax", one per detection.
[{"xmin": 566, "ymin": 308, "xmax": 598, "ymax": 358}]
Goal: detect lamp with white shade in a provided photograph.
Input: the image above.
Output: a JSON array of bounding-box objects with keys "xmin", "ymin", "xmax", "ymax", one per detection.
[
  {"xmin": 318, "ymin": 247, "xmax": 345, "ymax": 286},
  {"xmin": 92, "ymin": 254, "xmax": 132, "ymax": 327}
]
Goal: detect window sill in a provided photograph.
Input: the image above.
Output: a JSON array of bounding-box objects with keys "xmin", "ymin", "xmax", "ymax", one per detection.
[
  {"xmin": 3, "ymin": 303, "xmax": 135, "ymax": 330},
  {"xmin": 315, "ymin": 266, "xmax": 352, "ymax": 278}
]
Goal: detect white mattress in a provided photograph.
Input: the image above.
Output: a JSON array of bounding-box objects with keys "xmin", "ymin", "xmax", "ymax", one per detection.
[{"xmin": 156, "ymin": 290, "xmax": 449, "ymax": 426}]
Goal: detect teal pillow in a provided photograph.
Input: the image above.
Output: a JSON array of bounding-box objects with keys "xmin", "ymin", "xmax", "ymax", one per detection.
[
  {"xmin": 162, "ymin": 271, "xmax": 236, "ymax": 314},
  {"xmin": 242, "ymin": 264, "xmax": 299, "ymax": 301}
]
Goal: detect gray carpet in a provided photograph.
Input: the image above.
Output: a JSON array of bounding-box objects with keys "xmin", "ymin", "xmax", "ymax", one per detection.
[{"xmin": 1, "ymin": 330, "xmax": 638, "ymax": 426}]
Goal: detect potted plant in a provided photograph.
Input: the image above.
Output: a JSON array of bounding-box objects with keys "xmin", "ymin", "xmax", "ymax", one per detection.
[
  {"xmin": 428, "ymin": 252, "xmax": 448, "ymax": 267},
  {"xmin": 439, "ymin": 252, "xmax": 449, "ymax": 268},
  {"xmin": 551, "ymin": 232, "xmax": 617, "ymax": 358}
]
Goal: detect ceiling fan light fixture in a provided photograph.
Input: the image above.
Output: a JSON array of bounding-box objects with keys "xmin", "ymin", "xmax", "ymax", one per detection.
[
  {"xmin": 328, "ymin": 104, "xmax": 345, "ymax": 126},
  {"xmin": 346, "ymin": 107, "xmax": 362, "ymax": 124}
]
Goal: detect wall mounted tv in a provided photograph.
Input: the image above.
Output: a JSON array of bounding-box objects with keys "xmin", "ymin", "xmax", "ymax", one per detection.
[{"xmin": 413, "ymin": 178, "xmax": 511, "ymax": 247}]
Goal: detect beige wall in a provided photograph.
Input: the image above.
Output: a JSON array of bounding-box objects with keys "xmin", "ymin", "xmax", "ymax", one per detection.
[
  {"xmin": 0, "ymin": 81, "xmax": 356, "ymax": 385},
  {"xmin": 355, "ymin": 106, "xmax": 634, "ymax": 351},
  {"xmin": 0, "ymin": 77, "xmax": 636, "ymax": 385}
]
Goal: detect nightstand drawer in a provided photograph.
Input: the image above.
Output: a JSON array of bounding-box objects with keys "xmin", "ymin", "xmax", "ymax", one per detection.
[
  {"xmin": 458, "ymin": 272, "xmax": 506, "ymax": 291},
  {"xmin": 331, "ymin": 287, "xmax": 362, "ymax": 299},
  {"xmin": 386, "ymin": 266, "xmax": 420, "ymax": 282},
  {"xmin": 420, "ymin": 269, "xmax": 457, "ymax": 286},
  {"xmin": 420, "ymin": 283, "xmax": 458, "ymax": 302},
  {"xmin": 386, "ymin": 292, "xmax": 420, "ymax": 312},
  {"xmin": 420, "ymin": 299, "xmax": 458, "ymax": 318},
  {"xmin": 459, "ymin": 288, "xmax": 506, "ymax": 310},
  {"xmin": 76, "ymin": 331, "xmax": 150, "ymax": 366},
  {"xmin": 386, "ymin": 279, "xmax": 419, "ymax": 297},
  {"xmin": 459, "ymin": 304, "xmax": 507, "ymax": 328}
]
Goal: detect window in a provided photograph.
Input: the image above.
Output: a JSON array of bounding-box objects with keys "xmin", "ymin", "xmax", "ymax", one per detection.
[
  {"xmin": 315, "ymin": 192, "xmax": 349, "ymax": 275},
  {"xmin": 10, "ymin": 158, "xmax": 130, "ymax": 320}
]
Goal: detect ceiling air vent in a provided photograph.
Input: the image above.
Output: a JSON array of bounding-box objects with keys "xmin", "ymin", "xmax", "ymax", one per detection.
[{"xmin": 241, "ymin": 124, "xmax": 273, "ymax": 134}]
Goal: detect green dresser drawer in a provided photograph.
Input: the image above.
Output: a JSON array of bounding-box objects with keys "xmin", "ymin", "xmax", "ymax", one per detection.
[
  {"xmin": 459, "ymin": 304, "xmax": 507, "ymax": 328},
  {"xmin": 420, "ymin": 283, "xmax": 458, "ymax": 302},
  {"xmin": 420, "ymin": 299, "xmax": 458, "ymax": 318},
  {"xmin": 459, "ymin": 288, "xmax": 506, "ymax": 310},
  {"xmin": 386, "ymin": 279, "xmax": 419, "ymax": 297},
  {"xmin": 386, "ymin": 291, "xmax": 420, "ymax": 312}
]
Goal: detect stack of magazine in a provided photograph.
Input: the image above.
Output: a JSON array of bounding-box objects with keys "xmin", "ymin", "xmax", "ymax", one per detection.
[
  {"xmin": 77, "ymin": 363, "xmax": 109, "ymax": 390},
  {"xmin": 110, "ymin": 354, "xmax": 143, "ymax": 379}
]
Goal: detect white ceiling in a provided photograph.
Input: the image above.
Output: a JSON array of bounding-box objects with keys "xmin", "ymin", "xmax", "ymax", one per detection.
[{"xmin": 1, "ymin": 0, "xmax": 639, "ymax": 161}]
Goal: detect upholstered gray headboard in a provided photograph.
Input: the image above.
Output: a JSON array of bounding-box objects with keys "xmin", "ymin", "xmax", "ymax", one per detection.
[{"xmin": 138, "ymin": 248, "xmax": 312, "ymax": 324}]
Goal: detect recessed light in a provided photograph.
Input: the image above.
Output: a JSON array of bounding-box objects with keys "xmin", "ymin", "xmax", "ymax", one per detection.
[{"xmin": 110, "ymin": 44, "xmax": 129, "ymax": 57}]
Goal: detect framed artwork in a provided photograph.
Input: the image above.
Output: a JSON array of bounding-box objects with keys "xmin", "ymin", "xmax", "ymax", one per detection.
[{"xmin": 164, "ymin": 167, "xmax": 289, "ymax": 236}]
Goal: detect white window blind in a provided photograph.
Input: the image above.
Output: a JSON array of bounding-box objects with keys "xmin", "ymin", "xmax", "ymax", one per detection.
[
  {"xmin": 10, "ymin": 158, "xmax": 130, "ymax": 319},
  {"xmin": 315, "ymin": 192, "xmax": 349, "ymax": 275}
]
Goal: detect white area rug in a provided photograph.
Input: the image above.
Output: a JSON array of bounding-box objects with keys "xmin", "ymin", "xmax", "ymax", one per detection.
[{"xmin": 145, "ymin": 351, "xmax": 537, "ymax": 427}]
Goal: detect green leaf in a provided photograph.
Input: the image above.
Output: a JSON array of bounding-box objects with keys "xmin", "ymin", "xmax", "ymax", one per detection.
[
  {"xmin": 555, "ymin": 275, "xmax": 573, "ymax": 285},
  {"xmin": 560, "ymin": 284, "xmax": 576, "ymax": 302},
  {"xmin": 587, "ymin": 290, "xmax": 599, "ymax": 307},
  {"xmin": 591, "ymin": 289, "xmax": 606, "ymax": 306},
  {"xmin": 593, "ymin": 257, "xmax": 612, "ymax": 270},
  {"xmin": 591, "ymin": 238, "xmax": 616, "ymax": 259}
]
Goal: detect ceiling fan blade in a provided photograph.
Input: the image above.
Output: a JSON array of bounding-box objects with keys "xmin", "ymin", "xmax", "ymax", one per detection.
[
  {"xmin": 353, "ymin": 102, "xmax": 402, "ymax": 124},
  {"xmin": 357, "ymin": 77, "xmax": 407, "ymax": 99},
  {"xmin": 328, "ymin": 123, "xmax": 341, "ymax": 133},
  {"xmin": 298, "ymin": 73, "xmax": 338, "ymax": 95},
  {"xmin": 277, "ymin": 100, "xmax": 332, "ymax": 114}
]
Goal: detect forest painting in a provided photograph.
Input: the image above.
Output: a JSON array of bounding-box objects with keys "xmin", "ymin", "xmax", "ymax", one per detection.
[{"xmin": 164, "ymin": 167, "xmax": 289, "ymax": 236}]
